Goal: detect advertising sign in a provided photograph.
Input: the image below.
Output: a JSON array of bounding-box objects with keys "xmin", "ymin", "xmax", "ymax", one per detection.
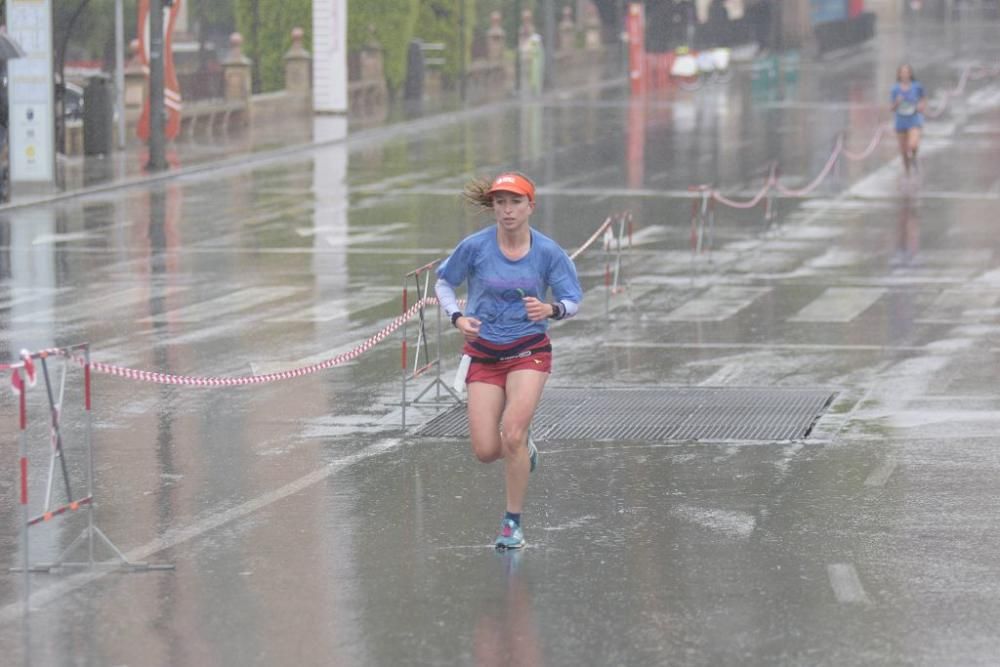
[
  {"xmin": 7, "ymin": 0, "xmax": 55, "ymax": 184},
  {"xmin": 810, "ymin": 0, "xmax": 849, "ymax": 25}
]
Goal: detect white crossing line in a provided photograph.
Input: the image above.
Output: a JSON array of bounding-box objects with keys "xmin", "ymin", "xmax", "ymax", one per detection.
[
  {"xmin": 788, "ymin": 287, "xmax": 887, "ymax": 323},
  {"xmin": 12, "ymin": 286, "xmax": 189, "ymax": 323},
  {"xmin": 671, "ymin": 505, "xmax": 756, "ymax": 539},
  {"xmin": 264, "ymin": 298, "xmax": 352, "ymax": 323},
  {"xmin": 139, "ymin": 286, "xmax": 303, "ymax": 324},
  {"xmin": 605, "ymin": 341, "xmax": 929, "ymax": 352},
  {"xmin": 661, "ymin": 286, "xmax": 770, "ymax": 322},
  {"xmin": 919, "ymin": 288, "xmax": 1000, "ymax": 322},
  {"xmin": 864, "ymin": 458, "xmax": 898, "ymax": 488},
  {"xmin": 30, "ymin": 231, "xmax": 102, "ymax": 245},
  {"xmin": 0, "ymin": 287, "xmax": 65, "ymax": 310},
  {"xmin": 827, "ymin": 563, "xmax": 872, "ymax": 605}
]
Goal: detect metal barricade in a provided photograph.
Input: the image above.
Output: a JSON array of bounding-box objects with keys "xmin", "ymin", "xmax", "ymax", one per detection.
[
  {"xmin": 400, "ymin": 261, "xmax": 463, "ymax": 429},
  {"xmin": 6, "ymin": 344, "xmax": 172, "ymax": 611}
]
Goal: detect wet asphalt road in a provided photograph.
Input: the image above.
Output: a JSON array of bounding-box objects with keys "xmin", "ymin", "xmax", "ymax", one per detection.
[{"xmin": 2, "ymin": 14, "xmax": 1000, "ymax": 667}]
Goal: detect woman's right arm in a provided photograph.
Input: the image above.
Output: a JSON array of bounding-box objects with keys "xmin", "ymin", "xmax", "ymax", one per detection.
[{"xmin": 434, "ymin": 278, "xmax": 461, "ymax": 318}]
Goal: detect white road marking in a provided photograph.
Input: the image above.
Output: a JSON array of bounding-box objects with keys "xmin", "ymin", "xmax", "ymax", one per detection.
[
  {"xmin": 864, "ymin": 458, "xmax": 898, "ymax": 488},
  {"xmin": 139, "ymin": 287, "xmax": 303, "ymax": 324},
  {"xmin": 12, "ymin": 286, "xmax": 188, "ymax": 323},
  {"xmin": 827, "ymin": 563, "xmax": 872, "ymax": 605},
  {"xmin": 789, "ymin": 287, "xmax": 886, "ymax": 323},
  {"xmin": 605, "ymin": 341, "xmax": 929, "ymax": 352},
  {"xmin": 31, "ymin": 231, "xmax": 101, "ymax": 245},
  {"xmin": 542, "ymin": 515, "xmax": 598, "ymax": 532},
  {"xmin": 671, "ymin": 505, "xmax": 756, "ymax": 539},
  {"xmin": 661, "ymin": 286, "xmax": 770, "ymax": 322}
]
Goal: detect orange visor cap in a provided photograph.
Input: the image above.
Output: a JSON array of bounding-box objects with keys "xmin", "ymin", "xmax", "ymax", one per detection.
[{"xmin": 487, "ymin": 173, "xmax": 535, "ymax": 202}]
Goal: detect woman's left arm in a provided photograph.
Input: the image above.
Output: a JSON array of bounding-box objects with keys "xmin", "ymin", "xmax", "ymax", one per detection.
[{"xmin": 547, "ymin": 250, "xmax": 583, "ymax": 320}]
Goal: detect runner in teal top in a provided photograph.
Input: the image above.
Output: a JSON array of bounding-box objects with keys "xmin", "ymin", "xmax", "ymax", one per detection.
[{"xmin": 891, "ymin": 64, "xmax": 926, "ymax": 177}]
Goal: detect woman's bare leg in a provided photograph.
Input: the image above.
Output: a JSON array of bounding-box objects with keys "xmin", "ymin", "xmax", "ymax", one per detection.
[
  {"xmin": 897, "ymin": 132, "xmax": 911, "ymax": 174},
  {"xmin": 500, "ymin": 370, "xmax": 548, "ymax": 514},
  {"xmin": 467, "ymin": 382, "xmax": 506, "ymax": 463},
  {"xmin": 908, "ymin": 127, "xmax": 922, "ymax": 168}
]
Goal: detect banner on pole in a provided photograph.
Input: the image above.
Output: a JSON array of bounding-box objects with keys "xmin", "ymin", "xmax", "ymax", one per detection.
[
  {"xmin": 626, "ymin": 3, "xmax": 645, "ymax": 96},
  {"xmin": 136, "ymin": 0, "xmax": 183, "ymax": 141}
]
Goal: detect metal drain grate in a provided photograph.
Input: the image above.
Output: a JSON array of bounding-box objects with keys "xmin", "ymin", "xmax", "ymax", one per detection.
[{"xmin": 415, "ymin": 386, "xmax": 836, "ymax": 442}]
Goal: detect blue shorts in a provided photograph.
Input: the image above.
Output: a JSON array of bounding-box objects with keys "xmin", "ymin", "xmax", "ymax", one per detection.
[{"xmin": 895, "ymin": 113, "xmax": 923, "ymax": 133}]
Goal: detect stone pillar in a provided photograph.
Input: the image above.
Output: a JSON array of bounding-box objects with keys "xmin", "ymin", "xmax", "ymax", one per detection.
[
  {"xmin": 584, "ymin": 3, "xmax": 603, "ymax": 50},
  {"xmin": 519, "ymin": 8, "xmax": 537, "ymax": 47},
  {"xmin": 360, "ymin": 25, "xmax": 384, "ymax": 82},
  {"xmin": 284, "ymin": 27, "xmax": 311, "ymax": 95},
  {"xmin": 223, "ymin": 33, "xmax": 253, "ymax": 101},
  {"xmin": 559, "ymin": 6, "xmax": 576, "ymax": 52},
  {"xmin": 124, "ymin": 39, "xmax": 147, "ymax": 109},
  {"xmin": 486, "ymin": 11, "xmax": 506, "ymax": 62},
  {"xmin": 519, "ymin": 10, "xmax": 544, "ymax": 96}
]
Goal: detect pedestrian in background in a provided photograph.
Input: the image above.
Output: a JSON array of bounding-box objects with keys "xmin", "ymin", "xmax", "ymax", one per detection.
[
  {"xmin": 891, "ymin": 63, "xmax": 926, "ymax": 177},
  {"xmin": 435, "ymin": 172, "xmax": 582, "ymax": 549}
]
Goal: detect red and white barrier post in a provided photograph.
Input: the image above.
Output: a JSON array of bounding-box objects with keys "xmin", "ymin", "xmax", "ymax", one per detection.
[{"xmin": 7, "ymin": 345, "xmax": 172, "ymax": 584}]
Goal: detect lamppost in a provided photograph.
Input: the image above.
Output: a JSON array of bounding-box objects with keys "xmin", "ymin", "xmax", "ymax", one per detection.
[
  {"xmin": 514, "ymin": 0, "xmax": 522, "ymax": 94},
  {"xmin": 147, "ymin": 0, "xmax": 168, "ymax": 171}
]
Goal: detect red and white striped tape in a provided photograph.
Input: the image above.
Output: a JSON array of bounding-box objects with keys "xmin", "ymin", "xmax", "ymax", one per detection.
[{"xmin": 85, "ymin": 299, "xmax": 432, "ymax": 387}]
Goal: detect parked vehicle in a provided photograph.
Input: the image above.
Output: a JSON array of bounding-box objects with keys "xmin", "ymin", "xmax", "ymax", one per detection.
[{"xmin": 670, "ymin": 46, "xmax": 732, "ymax": 91}]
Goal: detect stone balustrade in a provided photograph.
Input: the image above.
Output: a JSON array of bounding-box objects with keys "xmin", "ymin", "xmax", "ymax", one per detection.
[{"xmin": 91, "ymin": 4, "xmax": 608, "ymax": 156}]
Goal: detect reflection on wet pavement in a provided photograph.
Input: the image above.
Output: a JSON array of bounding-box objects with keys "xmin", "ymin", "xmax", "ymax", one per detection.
[{"xmin": 1, "ymin": 14, "xmax": 1000, "ymax": 667}]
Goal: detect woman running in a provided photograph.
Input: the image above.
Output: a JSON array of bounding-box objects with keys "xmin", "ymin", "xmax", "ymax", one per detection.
[
  {"xmin": 435, "ymin": 172, "xmax": 582, "ymax": 549},
  {"xmin": 891, "ymin": 64, "xmax": 926, "ymax": 177}
]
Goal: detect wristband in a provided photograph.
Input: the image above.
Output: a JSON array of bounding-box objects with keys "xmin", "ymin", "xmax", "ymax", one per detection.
[
  {"xmin": 549, "ymin": 302, "xmax": 566, "ymax": 320},
  {"xmin": 451, "ymin": 311, "xmax": 464, "ymax": 327}
]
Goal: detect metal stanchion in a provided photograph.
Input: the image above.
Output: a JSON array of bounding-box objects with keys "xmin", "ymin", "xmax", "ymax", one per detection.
[{"xmin": 17, "ymin": 367, "xmax": 29, "ymax": 612}]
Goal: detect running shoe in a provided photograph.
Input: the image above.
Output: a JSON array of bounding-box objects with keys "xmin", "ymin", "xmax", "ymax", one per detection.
[
  {"xmin": 527, "ymin": 434, "xmax": 539, "ymax": 473},
  {"xmin": 495, "ymin": 518, "xmax": 526, "ymax": 550}
]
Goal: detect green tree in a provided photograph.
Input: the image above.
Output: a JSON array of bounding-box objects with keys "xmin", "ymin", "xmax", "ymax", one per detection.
[
  {"xmin": 413, "ymin": 0, "xmax": 475, "ymax": 85},
  {"xmin": 235, "ymin": 0, "xmax": 311, "ymax": 93},
  {"xmin": 53, "ymin": 0, "xmax": 133, "ymax": 73},
  {"xmin": 188, "ymin": 0, "xmax": 237, "ymax": 38},
  {"xmin": 348, "ymin": 0, "xmax": 420, "ymax": 95}
]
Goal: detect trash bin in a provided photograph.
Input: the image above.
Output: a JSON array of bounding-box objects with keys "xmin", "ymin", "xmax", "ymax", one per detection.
[
  {"xmin": 404, "ymin": 40, "xmax": 425, "ymax": 101},
  {"xmin": 83, "ymin": 74, "xmax": 114, "ymax": 156}
]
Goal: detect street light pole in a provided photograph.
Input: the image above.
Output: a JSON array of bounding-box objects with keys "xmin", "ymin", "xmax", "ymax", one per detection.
[
  {"xmin": 114, "ymin": 0, "xmax": 125, "ymax": 149},
  {"xmin": 773, "ymin": 0, "xmax": 784, "ymax": 52},
  {"xmin": 514, "ymin": 0, "xmax": 522, "ymax": 95},
  {"xmin": 147, "ymin": 0, "xmax": 167, "ymax": 171},
  {"xmin": 542, "ymin": 0, "xmax": 555, "ymax": 90}
]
